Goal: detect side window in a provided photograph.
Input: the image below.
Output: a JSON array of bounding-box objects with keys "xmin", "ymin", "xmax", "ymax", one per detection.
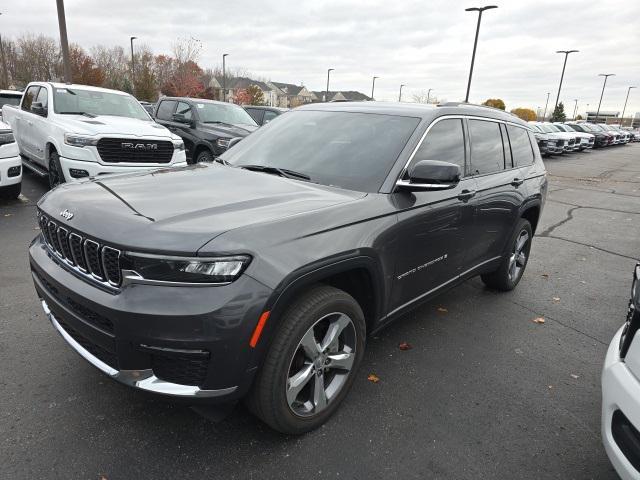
[
  {"xmin": 263, "ymin": 110, "xmax": 278, "ymax": 124},
  {"xmin": 176, "ymin": 101, "xmax": 192, "ymax": 120},
  {"xmin": 245, "ymin": 108, "xmax": 263, "ymax": 124},
  {"xmin": 155, "ymin": 100, "xmax": 177, "ymax": 121},
  {"xmin": 500, "ymin": 124, "xmax": 513, "ymax": 168},
  {"xmin": 35, "ymin": 87, "xmax": 48, "ymax": 109},
  {"xmin": 468, "ymin": 119, "xmax": 505, "ymax": 175},
  {"xmin": 507, "ymin": 125, "xmax": 534, "ymax": 167},
  {"xmin": 22, "ymin": 86, "xmax": 39, "ymax": 111},
  {"xmin": 411, "ymin": 118, "xmax": 465, "ymax": 171}
]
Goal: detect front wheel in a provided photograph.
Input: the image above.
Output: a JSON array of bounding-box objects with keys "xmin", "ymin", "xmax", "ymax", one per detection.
[
  {"xmin": 0, "ymin": 182, "xmax": 21, "ymax": 199},
  {"xmin": 481, "ymin": 218, "xmax": 532, "ymax": 291},
  {"xmin": 48, "ymin": 151, "xmax": 65, "ymax": 189},
  {"xmin": 195, "ymin": 149, "xmax": 214, "ymax": 164},
  {"xmin": 246, "ymin": 285, "xmax": 366, "ymax": 435}
]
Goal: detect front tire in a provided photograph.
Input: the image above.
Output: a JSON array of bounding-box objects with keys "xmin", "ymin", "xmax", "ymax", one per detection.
[
  {"xmin": 48, "ymin": 151, "xmax": 64, "ymax": 189},
  {"xmin": 195, "ymin": 149, "xmax": 214, "ymax": 164},
  {"xmin": 0, "ymin": 182, "xmax": 21, "ymax": 199},
  {"xmin": 246, "ymin": 285, "xmax": 366, "ymax": 435},
  {"xmin": 481, "ymin": 218, "xmax": 532, "ymax": 291}
]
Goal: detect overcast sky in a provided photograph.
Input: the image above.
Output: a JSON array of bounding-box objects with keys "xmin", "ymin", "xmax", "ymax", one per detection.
[{"xmin": 1, "ymin": 0, "xmax": 639, "ymax": 116}]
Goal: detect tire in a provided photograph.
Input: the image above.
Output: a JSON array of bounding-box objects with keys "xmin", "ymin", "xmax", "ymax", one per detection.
[
  {"xmin": 48, "ymin": 151, "xmax": 65, "ymax": 189},
  {"xmin": 195, "ymin": 149, "xmax": 214, "ymax": 164},
  {"xmin": 0, "ymin": 182, "xmax": 21, "ymax": 199},
  {"xmin": 246, "ymin": 285, "xmax": 366, "ymax": 435},
  {"xmin": 481, "ymin": 218, "xmax": 533, "ymax": 291}
]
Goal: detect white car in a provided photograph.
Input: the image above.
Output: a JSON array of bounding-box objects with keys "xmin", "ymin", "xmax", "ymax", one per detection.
[
  {"xmin": 2, "ymin": 82, "xmax": 186, "ymax": 189},
  {"xmin": 602, "ymin": 262, "xmax": 640, "ymax": 480},
  {"xmin": 0, "ymin": 119, "xmax": 21, "ymax": 199},
  {"xmin": 555, "ymin": 123, "xmax": 595, "ymax": 150},
  {"xmin": 0, "ymin": 90, "xmax": 23, "ymax": 120}
]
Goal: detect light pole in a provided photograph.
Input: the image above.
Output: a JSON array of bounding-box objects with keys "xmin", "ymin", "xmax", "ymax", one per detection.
[
  {"xmin": 371, "ymin": 76, "xmax": 379, "ymax": 101},
  {"xmin": 130, "ymin": 36, "xmax": 137, "ymax": 92},
  {"xmin": 553, "ymin": 49, "xmax": 578, "ymax": 112},
  {"xmin": 56, "ymin": 0, "xmax": 72, "ymax": 83},
  {"xmin": 427, "ymin": 88, "xmax": 433, "ymax": 104},
  {"xmin": 572, "ymin": 99, "xmax": 578, "ymax": 121},
  {"xmin": 621, "ymin": 86, "xmax": 636, "ymax": 126},
  {"xmin": 595, "ymin": 73, "xmax": 615, "ymax": 123},
  {"xmin": 542, "ymin": 92, "xmax": 550, "ymax": 120},
  {"xmin": 399, "ymin": 84, "xmax": 405, "ymax": 102},
  {"xmin": 464, "ymin": 5, "xmax": 497, "ymax": 103},
  {"xmin": 0, "ymin": 13, "xmax": 8, "ymax": 88},
  {"xmin": 222, "ymin": 53, "xmax": 229, "ymax": 102},
  {"xmin": 325, "ymin": 68, "xmax": 334, "ymax": 102}
]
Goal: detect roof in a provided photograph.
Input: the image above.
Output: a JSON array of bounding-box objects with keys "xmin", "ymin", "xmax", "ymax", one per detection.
[
  {"xmin": 242, "ymin": 105, "xmax": 289, "ymax": 112},
  {"xmin": 46, "ymin": 82, "xmax": 131, "ymax": 96},
  {"xmin": 272, "ymin": 82, "xmax": 305, "ymax": 96},
  {"xmin": 312, "ymin": 90, "xmax": 372, "ymax": 102},
  {"xmin": 0, "ymin": 90, "xmax": 22, "ymax": 96},
  {"xmin": 159, "ymin": 96, "xmax": 236, "ymax": 107},
  {"xmin": 221, "ymin": 77, "xmax": 274, "ymax": 92}
]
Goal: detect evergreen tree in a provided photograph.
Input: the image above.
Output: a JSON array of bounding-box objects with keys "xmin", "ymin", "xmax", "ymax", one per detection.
[{"xmin": 550, "ymin": 102, "xmax": 566, "ymax": 122}]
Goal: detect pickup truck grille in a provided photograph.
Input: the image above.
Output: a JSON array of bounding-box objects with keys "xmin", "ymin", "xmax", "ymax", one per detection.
[
  {"xmin": 96, "ymin": 138, "xmax": 174, "ymax": 164},
  {"xmin": 38, "ymin": 211, "xmax": 122, "ymax": 288}
]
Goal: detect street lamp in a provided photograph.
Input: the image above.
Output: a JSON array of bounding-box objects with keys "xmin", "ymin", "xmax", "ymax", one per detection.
[
  {"xmin": 0, "ymin": 12, "xmax": 8, "ymax": 88},
  {"xmin": 464, "ymin": 5, "xmax": 497, "ymax": 103},
  {"xmin": 553, "ymin": 50, "xmax": 579, "ymax": 112},
  {"xmin": 621, "ymin": 86, "xmax": 636, "ymax": 126},
  {"xmin": 222, "ymin": 53, "xmax": 229, "ymax": 102},
  {"xmin": 130, "ymin": 36, "xmax": 137, "ymax": 89},
  {"xmin": 56, "ymin": 0, "xmax": 72, "ymax": 83},
  {"xmin": 399, "ymin": 84, "xmax": 406, "ymax": 102},
  {"xmin": 543, "ymin": 92, "xmax": 550, "ymax": 120},
  {"xmin": 325, "ymin": 68, "xmax": 334, "ymax": 102},
  {"xmin": 572, "ymin": 99, "xmax": 578, "ymax": 121},
  {"xmin": 427, "ymin": 88, "xmax": 433, "ymax": 104},
  {"xmin": 371, "ymin": 76, "xmax": 379, "ymax": 101},
  {"xmin": 595, "ymin": 73, "xmax": 615, "ymax": 123}
]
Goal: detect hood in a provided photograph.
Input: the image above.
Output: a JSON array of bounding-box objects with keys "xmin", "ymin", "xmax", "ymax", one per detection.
[
  {"xmin": 38, "ymin": 163, "xmax": 364, "ymax": 254},
  {"xmin": 55, "ymin": 114, "xmax": 175, "ymax": 138},
  {"xmin": 200, "ymin": 123, "xmax": 258, "ymax": 137}
]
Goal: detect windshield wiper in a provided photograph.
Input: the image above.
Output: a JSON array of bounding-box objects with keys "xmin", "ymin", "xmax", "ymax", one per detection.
[
  {"xmin": 203, "ymin": 121, "xmax": 236, "ymax": 128},
  {"xmin": 59, "ymin": 111, "xmax": 96, "ymax": 118},
  {"xmin": 238, "ymin": 164, "xmax": 312, "ymax": 181}
]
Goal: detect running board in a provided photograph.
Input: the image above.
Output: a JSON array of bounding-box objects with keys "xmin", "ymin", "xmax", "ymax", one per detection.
[{"xmin": 21, "ymin": 156, "xmax": 48, "ymax": 177}]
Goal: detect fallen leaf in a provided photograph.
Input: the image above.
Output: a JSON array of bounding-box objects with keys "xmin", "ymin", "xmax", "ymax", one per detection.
[
  {"xmin": 4, "ymin": 213, "xmax": 12, "ymax": 217},
  {"xmin": 570, "ymin": 374, "xmax": 580, "ymax": 379},
  {"xmin": 552, "ymin": 297, "xmax": 560, "ymax": 302},
  {"xmin": 548, "ymin": 385, "xmax": 553, "ymax": 389},
  {"xmin": 367, "ymin": 373, "xmax": 380, "ymax": 383},
  {"xmin": 437, "ymin": 307, "xmax": 448, "ymax": 313},
  {"xmin": 533, "ymin": 317, "xmax": 545, "ymax": 324},
  {"xmin": 399, "ymin": 342, "xmax": 412, "ymax": 351},
  {"xmin": 541, "ymin": 273, "xmax": 549, "ymax": 279}
]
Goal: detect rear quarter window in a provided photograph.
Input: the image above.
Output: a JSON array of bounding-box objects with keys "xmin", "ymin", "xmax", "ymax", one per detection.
[
  {"xmin": 468, "ymin": 119, "xmax": 505, "ymax": 175},
  {"xmin": 506, "ymin": 125, "xmax": 535, "ymax": 167}
]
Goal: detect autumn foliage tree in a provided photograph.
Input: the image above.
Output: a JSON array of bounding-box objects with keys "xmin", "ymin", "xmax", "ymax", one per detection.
[
  {"xmin": 482, "ymin": 98, "xmax": 506, "ymax": 110},
  {"xmin": 161, "ymin": 60, "xmax": 205, "ymax": 97},
  {"xmin": 69, "ymin": 45, "xmax": 104, "ymax": 86},
  {"xmin": 246, "ymin": 85, "xmax": 265, "ymax": 105},
  {"xmin": 510, "ymin": 108, "xmax": 537, "ymax": 122},
  {"xmin": 233, "ymin": 89, "xmax": 252, "ymax": 105}
]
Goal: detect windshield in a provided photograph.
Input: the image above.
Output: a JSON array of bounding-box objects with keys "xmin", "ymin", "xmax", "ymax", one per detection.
[
  {"xmin": 554, "ymin": 124, "xmax": 567, "ymax": 132},
  {"xmin": 221, "ymin": 110, "xmax": 420, "ymax": 192},
  {"xmin": 545, "ymin": 125, "xmax": 562, "ymax": 133},
  {"xmin": 0, "ymin": 94, "xmax": 21, "ymax": 109},
  {"xmin": 196, "ymin": 102, "xmax": 257, "ymax": 126},
  {"xmin": 562, "ymin": 124, "xmax": 576, "ymax": 132},
  {"xmin": 53, "ymin": 87, "xmax": 150, "ymax": 120},
  {"xmin": 539, "ymin": 125, "xmax": 555, "ymax": 133}
]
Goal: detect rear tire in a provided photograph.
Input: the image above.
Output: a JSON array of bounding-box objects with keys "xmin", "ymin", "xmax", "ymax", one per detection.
[
  {"xmin": 48, "ymin": 151, "xmax": 64, "ymax": 189},
  {"xmin": 246, "ymin": 285, "xmax": 366, "ymax": 435},
  {"xmin": 481, "ymin": 218, "xmax": 532, "ymax": 291},
  {"xmin": 0, "ymin": 182, "xmax": 21, "ymax": 199}
]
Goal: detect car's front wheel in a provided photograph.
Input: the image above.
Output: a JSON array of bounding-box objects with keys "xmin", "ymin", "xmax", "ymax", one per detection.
[
  {"xmin": 247, "ymin": 285, "xmax": 366, "ymax": 435},
  {"xmin": 195, "ymin": 149, "xmax": 214, "ymax": 164},
  {"xmin": 0, "ymin": 182, "xmax": 21, "ymax": 199},
  {"xmin": 48, "ymin": 151, "xmax": 64, "ymax": 189}
]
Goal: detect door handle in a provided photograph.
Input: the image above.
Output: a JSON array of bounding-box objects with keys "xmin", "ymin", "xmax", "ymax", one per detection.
[
  {"xmin": 457, "ymin": 189, "xmax": 477, "ymax": 201},
  {"xmin": 511, "ymin": 177, "xmax": 524, "ymax": 187}
]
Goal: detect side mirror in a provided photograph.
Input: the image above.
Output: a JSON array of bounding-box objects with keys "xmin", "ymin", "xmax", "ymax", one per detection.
[
  {"xmin": 31, "ymin": 102, "xmax": 47, "ymax": 116},
  {"xmin": 172, "ymin": 113, "xmax": 192, "ymax": 125},
  {"xmin": 397, "ymin": 160, "xmax": 461, "ymax": 191}
]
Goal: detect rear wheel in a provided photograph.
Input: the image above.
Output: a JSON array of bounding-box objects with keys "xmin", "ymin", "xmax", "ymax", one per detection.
[
  {"xmin": 48, "ymin": 151, "xmax": 64, "ymax": 189},
  {"xmin": 481, "ymin": 218, "xmax": 532, "ymax": 291},
  {"xmin": 0, "ymin": 182, "xmax": 21, "ymax": 199},
  {"xmin": 246, "ymin": 285, "xmax": 366, "ymax": 435}
]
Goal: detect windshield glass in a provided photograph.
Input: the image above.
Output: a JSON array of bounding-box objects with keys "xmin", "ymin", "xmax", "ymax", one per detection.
[
  {"xmin": 221, "ymin": 110, "xmax": 420, "ymax": 192},
  {"xmin": 53, "ymin": 87, "xmax": 150, "ymax": 120},
  {"xmin": 539, "ymin": 125, "xmax": 555, "ymax": 133},
  {"xmin": 546, "ymin": 125, "xmax": 561, "ymax": 133},
  {"xmin": 562, "ymin": 124, "xmax": 576, "ymax": 132},
  {"xmin": 196, "ymin": 102, "xmax": 257, "ymax": 126},
  {"xmin": 0, "ymin": 94, "xmax": 21, "ymax": 109}
]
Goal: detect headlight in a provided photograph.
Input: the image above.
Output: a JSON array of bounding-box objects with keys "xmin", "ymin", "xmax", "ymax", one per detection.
[
  {"xmin": 0, "ymin": 130, "xmax": 15, "ymax": 145},
  {"xmin": 173, "ymin": 140, "xmax": 185, "ymax": 151},
  {"xmin": 217, "ymin": 138, "xmax": 232, "ymax": 149},
  {"xmin": 122, "ymin": 253, "xmax": 251, "ymax": 284},
  {"xmin": 64, "ymin": 134, "xmax": 98, "ymax": 147}
]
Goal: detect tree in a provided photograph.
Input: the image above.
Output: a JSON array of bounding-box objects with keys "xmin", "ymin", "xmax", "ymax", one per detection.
[
  {"xmin": 91, "ymin": 45, "xmax": 129, "ymax": 91},
  {"xmin": 576, "ymin": 114, "xmax": 583, "ymax": 120},
  {"xmin": 246, "ymin": 84, "xmax": 265, "ymax": 105},
  {"xmin": 233, "ymin": 88, "xmax": 252, "ymax": 105},
  {"xmin": 68, "ymin": 44, "xmax": 104, "ymax": 86},
  {"xmin": 411, "ymin": 90, "xmax": 437, "ymax": 104},
  {"xmin": 161, "ymin": 60, "xmax": 204, "ymax": 97},
  {"xmin": 482, "ymin": 98, "xmax": 505, "ymax": 110},
  {"xmin": 510, "ymin": 108, "xmax": 537, "ymax": 122},
  {"xmin": 133, "ymin": 50, "xmax": 157, "ymax": 101},
  {"xmin": 550, "ymin": 101, "xmax": 566, "ymax": 122}
]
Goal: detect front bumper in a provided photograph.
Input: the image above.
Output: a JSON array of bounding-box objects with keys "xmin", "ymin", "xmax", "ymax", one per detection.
[
  {"xmin": 59, "ymin": 154, "xmax": 187, "ymax": 182},
  {"xmin": 602, "ymin": 326, "xmax": 640, "ymax": 480},
  {"xmin": 30, "ymin": 235, "xmax": 272, "ymax": 402},
  {"xmin": 0, "ymin": 153, "xmax": 22, "ymax": 187}
]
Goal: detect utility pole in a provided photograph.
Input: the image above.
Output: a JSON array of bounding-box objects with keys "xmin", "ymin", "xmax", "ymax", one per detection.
[
  {"xmin": 398, "ymin": 84, "xmax": 405, "ymax": 102},
  {"xmin": 371, "ymin": 76, "xmax": 378, "ymax": 100},
  {"xmin": 427, "ymin": 88, "xmax": 433, "ymax": 104},
  {"xmin": 222, "ymin": 53, "xmax": 229, "ymax": 102},
  {"xmin": 572, "ymin": 99, "xmax": 578, "ymax": 121},
  {"xmin": 56, "ymin": 0, "xmax": 72, "ymax": 83},
  {"xmin": 130, "ymin": 36, "xmax": 137, "ymax": 93},
  {"xmin": 542, "ymin": 92, "xmax": 550, "ymax": 120},
  {"xmin": 0, "ymin": 13, "xmax": 8, "ymax": 88},
  {"xmin": 464, "ymin": 5, "xmax": 497, "ymax": 102},
  {"xmin": 553, "ymin": 50, "xmax": 579, "ymax": 112},
  {"xmin": 325, "ymin": 68, "xmax": 334, "ymax": 102},
  {"xmin": 621, "ymin": 86, "xmax": 636, "ymax": 127},
  {"xmin": 595, "ymin": 73, "xmax": 615, "ymax": 123}
]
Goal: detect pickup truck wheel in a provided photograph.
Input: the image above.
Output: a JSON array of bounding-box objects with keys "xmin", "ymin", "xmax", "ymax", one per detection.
[
  {"xmin": 0, "ymin": 182, "xmax": 21, "ymax": 199},
  {"xmin": 246, "ymin": 285, "xmax": 365, "ymax": 435},
  {"xmin": 195, "ymin": 149, "xmax": 214, "ymax": 163},
  {"xmin": 481, "ymin": 218, "xmax": 532, "ymax": 291},
  {"xmin": 48, "ymin": 152, "xmax": 65, "ymax": 189}
]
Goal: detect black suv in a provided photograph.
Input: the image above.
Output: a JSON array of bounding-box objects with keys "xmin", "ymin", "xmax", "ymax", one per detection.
[
  {"xmin": 30, "ymin": 102, "xmax": 547, "ymax": 434},
  {"xmin": 154, "ymin": 97, "xmax": 258, "ymax": 164}
]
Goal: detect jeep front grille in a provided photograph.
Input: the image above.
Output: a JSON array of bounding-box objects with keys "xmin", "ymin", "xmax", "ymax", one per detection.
[
  {"xmin": 96, "ymin": 138, "xmax": 174, "ymax": 164},
  {"xmin": 38, "ymin": 211, "xmax": 122, "ymax": 288}
]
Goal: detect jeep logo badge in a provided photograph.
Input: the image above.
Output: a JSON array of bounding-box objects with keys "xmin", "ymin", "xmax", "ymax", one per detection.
[
  {"xmin": 121, "ymin": 142, "xmax": 158, "ymax": 151},
  {"xmin": 60, "ymin": 209, "xmax": 74, "ymax": 220}
]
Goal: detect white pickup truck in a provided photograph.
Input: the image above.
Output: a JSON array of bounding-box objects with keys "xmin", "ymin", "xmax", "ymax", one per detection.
[
  {"xmin": 2, "ymin": 82, "xmax": 187, "ymax": 188},
  {"xmin": 0, "ymin": 119, "xmax": 21, "ymax": 199}
]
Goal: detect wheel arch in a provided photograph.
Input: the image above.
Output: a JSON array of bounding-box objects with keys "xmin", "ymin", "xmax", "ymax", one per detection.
[
  {"xmin": 193, "ymin": 142, "xmax": 215, "ymax": 161},
  {"xmin": 520, "ymin": 201, "xmax": 541, "ymax": 233}
]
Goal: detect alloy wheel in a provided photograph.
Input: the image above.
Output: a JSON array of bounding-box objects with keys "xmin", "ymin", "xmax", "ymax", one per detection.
[
  {"xmin": 286, "ymin": 312, "xmax": 357, "ymax": 417},
  {"xmin": 508, "ymin": 229, "xmax": 529, "ymax": 282}
]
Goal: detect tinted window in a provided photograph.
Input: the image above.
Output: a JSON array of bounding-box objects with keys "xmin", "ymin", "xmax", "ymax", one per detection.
[
  {"xmin": 176, "ymin": 101, "xmax": 192, "ymax": 120},
  {"xmin": 53, "ymin": 87, "xmax": 150, "ymax": 120},
  {"xmin": 35, "ymin": 86, "xmax": 48, "ymax": 109},
  {"xmin": 222, "ymin": 110, "xmax": 420, "ymax": 192},
  {"xmin": 155, "ymin": 100, "xmax": 177, "ymax": 121},
  {"xmin": 0, "ymin": 94, "xmax": 21, "ymax": 109},
  {"xmin": 245, "ymin": 108, "xmax": 263, "ymax": 124},
  {"xmin": 263, "ymin": 110, "xmax": 278, "ymax": 124},
  {"xmin": 469, "ymin": 120, "xmax": 505, "ymax": 175},
  {"xmin": 22, "ymin": 86, "xmax": 39, "ymax": 111},
  {"xmin": 411, "ymin": 119, "xmax": 465, "ymax": 171},
  {"xmin": 196, "ymin": 102, "xmax": 257, "ymax": 126},
  {"xmin": 507, "ymin": 125, "xmax": 534, "ymax": 167}
]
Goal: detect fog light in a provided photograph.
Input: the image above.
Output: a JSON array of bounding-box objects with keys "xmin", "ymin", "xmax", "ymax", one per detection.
[
  {"xmin": 7, "ymin": 165, "xmax": 21, "ymax": 177},
  {"xmin": 69, "ymin": 168, "xmax": 89, "ymax": 178}
]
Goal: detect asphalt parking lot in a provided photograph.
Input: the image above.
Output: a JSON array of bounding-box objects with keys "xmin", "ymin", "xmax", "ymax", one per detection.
[{"xmin": 1, "ymin": 144, "xmax": 639, "ymax": 480}]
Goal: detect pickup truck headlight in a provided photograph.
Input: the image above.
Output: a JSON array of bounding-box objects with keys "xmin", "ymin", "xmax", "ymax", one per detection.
[
  {"xmin": 173, "ymin": 140, "xmax": 185, "ymax": 151},
  {"xmin": 216, "ymin": 138, "xmax": 232, "ymax": 149},
  {"xmin": 0, "ymin": 130, "xmax": 15, "ymax": 146},
  {"xmin": 122, "ymin": 253, "xmax": 251, "ymax": 284},
  {"xmin": 64, "ymin": 134, "xmax": 98, "ymax": 147}
]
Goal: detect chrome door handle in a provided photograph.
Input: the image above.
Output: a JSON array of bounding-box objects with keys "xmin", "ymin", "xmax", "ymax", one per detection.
[
  {"xmin": 457, "ymin": 189, "xmax": 477, "ymax": 201},
  {"xmin": 511, "ymin": 178, "xmax": 524, "ymax": 187}
]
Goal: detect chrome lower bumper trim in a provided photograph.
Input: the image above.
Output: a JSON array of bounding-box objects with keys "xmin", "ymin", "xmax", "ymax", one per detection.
[{"xmin": 42, "ymin": 300, "xmax": 237, "ymax": 398}]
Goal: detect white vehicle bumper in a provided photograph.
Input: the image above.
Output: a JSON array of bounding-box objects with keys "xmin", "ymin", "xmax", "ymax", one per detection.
[
  {"xmin": 0, "ymin": 147, "xmax": 22, "ymax": 187},
  {"xmin": 58, "ymin": 153, "xmax": 187, "ymax": 182},
  {"xmin": 602, "ymin": 326, "xmax": 640, "ymax": 480}
]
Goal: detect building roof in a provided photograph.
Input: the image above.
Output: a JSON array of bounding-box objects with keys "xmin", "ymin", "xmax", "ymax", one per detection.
[
  {"xmin": 312, "ymin": 90, "xmax": 372, "ymax": 102},
  {"xmin": 272, "ymin": 82, "xmax": 305, "ymax": 96},
  {"xmin": 221, "ymin": 77, "xmax": 274, "ymax": 92}
]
